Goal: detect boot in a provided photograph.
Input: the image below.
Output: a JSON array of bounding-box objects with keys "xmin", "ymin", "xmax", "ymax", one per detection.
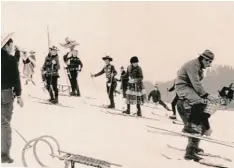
[
  {"xmin": 70, "ymin": 91, "xmax": 76, "ymax": 96},
  {"xmin": 107, "ymin": 104, "xmax": 115, "ymax": 109},
  {"xmin": 52, "ymin": 97, "xmax": 58, "ymax": 104},
  {"xmin": 49, "ymin": 91, "xmax": 54, "ymax": 102},
  {"xmin": 183, "ymin": 123, "xmax": 202, "ymax": 134},
  {"xmin": 194, "ymin": 147, "xmax": 204, "ymax": 154},
  {"xmin": 184, "ymin": 147, "xmax": 203, "ymax": 162},
  {"xmin": 169, "ymin": 115, "xmax": 177, "ymax": 120},
  {"xmin": 1, "ymin": 153, "xmax": 14, "ymax": 163},
  {"xmin": 48, "ymin": 98, "xmax": 54, "ymax": 102},
  {"xmin": 123, "ymin": 104, "xmax": 130, "ymax": 114},
  {"xmin": 136, "ymin": 104, "xmax": 142, "ymax": 117}
]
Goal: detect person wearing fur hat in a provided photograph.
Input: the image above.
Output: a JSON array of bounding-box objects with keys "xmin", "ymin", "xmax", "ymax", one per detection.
[
  {"xmin": 122, "ymin": 56, "xmax": 147, "ymax": 116},
  {"xmin": 63, "ymin": 49, "xmax": 83, "ymax": 96},
  {"xmin": 116, "ymin": 66, "xmax": 129, "ymax": 98},
  {"xmin": 1, "ymin": 33, "xmax": 23, "ymax": 163},
  {"xmin": 148, "ymin": 84, "xmax": 171, "ymax": 111},
  {"xmin": 22, "ymin": 50, "xmax": 36, "ymax": 85},
  {"xmin": 42, "ymin": 46, "xmax": 60, "ymax": 104},
  {"xmin": 175, "ymin": 49, "xmax": 220, "ymax": 161},
  {"xmin": 91, "ymin": 56, "xmax": 117, "ymax": 108}
]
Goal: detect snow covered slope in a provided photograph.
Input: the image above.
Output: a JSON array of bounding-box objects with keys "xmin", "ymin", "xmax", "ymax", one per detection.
[{"xmin": 1, "ymin": 74, "xmax": 234, "ymax": 168}]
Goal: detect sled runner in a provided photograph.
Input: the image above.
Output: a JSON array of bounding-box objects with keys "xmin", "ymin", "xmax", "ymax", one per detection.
[{"xmin": 22, "ymin": 135, "xmax": 122, "ymax": 168}]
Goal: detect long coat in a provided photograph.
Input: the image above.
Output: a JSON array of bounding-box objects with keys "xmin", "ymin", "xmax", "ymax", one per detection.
[{"xmin": 175, "ymin": 58, "xmax": 207, "ymax": 104}]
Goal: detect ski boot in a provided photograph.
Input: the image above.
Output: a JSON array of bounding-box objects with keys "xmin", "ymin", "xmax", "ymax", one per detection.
[
  {"xmin": 184, "ymin": 147, "xmax": 203, "ymax": 162},
  {"xmin": 107, "ymin": 104, "xmax": 115, "ymax": 109},
  {"xmin": 69, "ymin": 91, "xmax": 76, "ymax": 96},
  {"xmin": 183, "ymin": 123, "xmax": 202, "ymax": 135},
  {"xmin": 137, "ymin": 110, "xmax": 142, "ymax": 117},
  {"xmin": 1, "ymin": 153, "xmax": 14, "ymax": 163},
  {"xmin": 169, "ymin": 115, "xmax": 177, "ymax": 120},
  {"xmin": 194, "ymin": 147, "xmax": 204, "ymax": 154},
  {"xmin": 52, "ymin": 97, "xmax": 58, "ymax": 104},
  {"xmin": 123, "ymin": 109, "xmax": 130, "ymax": 114}
]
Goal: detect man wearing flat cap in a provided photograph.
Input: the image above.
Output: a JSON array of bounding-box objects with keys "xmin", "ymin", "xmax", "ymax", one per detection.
[
  {"xmin": 175, "ymin": 49, "xmax": 220, "ymax": 161},
  {"xmin": 91, "ymin": 56, "xmax": 117, "ymax": 108}
]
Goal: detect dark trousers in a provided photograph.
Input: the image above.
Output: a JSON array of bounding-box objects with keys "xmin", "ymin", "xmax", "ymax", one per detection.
[
  {"xmin": 106, "ymin": 82, "xmax": 117, "ymax": 106},
  {"xmin": 1, "ymin": 89, "xmax": 14, "ymax": 155},
  {"xmin": 122, "ymin": 83, "xmax": 128, "ymax": 98},
  {"xmin": 171, "ymin": 94, "xmax": 179, "ymax": 115},
  {"xmin": 46, "ymin": 75, "xmax": 58, "ymax": 99},
  {"xmin": 177, "ymin": 100, "xmax": 202, "ymax": 153},
  {"xmin": 68, "ymin": 71, "xmax": 80, "ymax": 93},
  {"xmin": 155, "ymin": 100, "xmax": 170, "ymax": 111}
]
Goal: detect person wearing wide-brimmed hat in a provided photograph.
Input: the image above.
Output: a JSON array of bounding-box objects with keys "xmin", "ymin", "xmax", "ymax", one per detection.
[
  {"xmin": 122, "ymin": 56, "xmax": 147, "ymax": 116},
  {"xmin": 174, "ymin": 49, "xmax": 220, "ymax": 161},
  {"xmin": 42, "ymin": 46, "xmax": 60, "ymax": 104},
  {"xmin": 63, "ymin": 48, "xmax": 83, "ymax": 96},
  {"xmin": 21, "ymin": 49, "xmax": 36, "ymax": 85},
  {"xmin": 1, "ymin": 33, "xmax": 24, "ymax": 163},
  {"xmin": 148, "ymin": 84, "xmax": 171, "ymax": 111},
  {"xmin": 91, "ymin": 55, "xmax": 117, "ymax": 108}
]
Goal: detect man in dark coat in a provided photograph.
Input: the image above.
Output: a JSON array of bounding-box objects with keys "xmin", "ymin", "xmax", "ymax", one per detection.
[
  {"xmin": 91, "ymin": 56, "xmax": 117, "ymax": 108},
  {"xmin": 1, "ymin": 34, "xmax": 23, "ymax": 163},
  {"xmin": 42, "ymin": 46, "xmax": 60, "ymax": 104},
  {"xmin": 148, "ymin": 84, "xmax": 171, "ymax": 111}
]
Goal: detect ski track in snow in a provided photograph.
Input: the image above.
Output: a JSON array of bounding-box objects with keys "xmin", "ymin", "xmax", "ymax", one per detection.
[{"xmin": 2, "ymin": 75, "xmax": 234, "ymax": 168}]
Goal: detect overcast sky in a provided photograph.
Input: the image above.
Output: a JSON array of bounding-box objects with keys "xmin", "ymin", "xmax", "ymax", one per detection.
[{"xmin": 2, "ymin": 1, "xmax": 234, "ymax": 82}]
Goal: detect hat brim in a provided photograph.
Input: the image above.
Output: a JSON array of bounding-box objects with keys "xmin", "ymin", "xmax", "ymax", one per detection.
[
  {"xmin": 59, "ymin": 42, "xmax": 79, "ymax": 48},
  {"xmin": 199, "ymin": 53, "xmax": 213, "ymax": 61},
  {"xmin": 102, "ymin": 57, "xmax": 113, "ymax": 61},
  {"xmin": 1, "ymin": 32, "xmax": 14, "ymax": 48}
]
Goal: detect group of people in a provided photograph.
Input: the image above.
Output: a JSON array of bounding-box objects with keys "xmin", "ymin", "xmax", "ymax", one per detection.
[{"xmin": 1, "ymin": 32, "xmax": 234, "ymax": 164}]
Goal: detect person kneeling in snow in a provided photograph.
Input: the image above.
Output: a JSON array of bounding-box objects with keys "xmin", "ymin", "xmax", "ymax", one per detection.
[{"xmin": 148, "ymin": 84, "xmax": 171, "ymax": 111}]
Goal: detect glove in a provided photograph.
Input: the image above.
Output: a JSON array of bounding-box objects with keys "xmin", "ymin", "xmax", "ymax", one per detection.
[
  {"xmin": 42, "ymin": 71, "xmax": 47, "ymax": 75},
  {"xmin": 207, "ymin": 95, "xmax": 220, "ymax": 104},
  {"xmin": 52, "ymin": 60, "xmax": 56, "ymax": 64},
  {"xmin": 91, "ymin": 74, "xmax": 95, "ymax": 78},
  {"xmin": 204, "ymin": 128, "xmax": 212, "ymax": 136},
  {"xmin": 79, "ymin": 68, "xmax": 82, "ymax": 72}
]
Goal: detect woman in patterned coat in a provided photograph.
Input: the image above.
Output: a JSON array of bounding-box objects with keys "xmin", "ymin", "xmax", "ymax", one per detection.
[{"xmin": 123, "ymin": 56, "xmax": 147, "ymax": 116}]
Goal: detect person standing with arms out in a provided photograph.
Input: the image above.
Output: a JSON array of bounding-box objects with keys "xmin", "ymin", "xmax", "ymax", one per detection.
[
  {"xmin": 167, "ymin": 81, "xmax": 179, "ymax": 120},
  {"xmin": 116, "ymin": 66, "xmax": 129, "ymax": 98},
  {"xmin": 123, "ymin": 56, "xmax": 147, "ymax": 117},
  {"xmin": 60, "ymin": 37, "xmax": 82, "ymax": 96},
  {"xmin": 42, "ymin": 46, "xmax": 60, "ymax": 104},
  {"xmin": 91, "ymin": 55, "xmax": 117, "ymax": 108},
  {"xmin": 1, "ymin": 33, "xmax": 24, "ymax": 163},
  {"xmin": 22, "ymin": 50, "xmax": 36, "ymax": 85},
  {"xmin": 175, "ymin": 49, "xmax": 219, "ymax": 161},
  {"xmin": 148, "ymin": 84, "xmax": 172, "ymax": 111}
]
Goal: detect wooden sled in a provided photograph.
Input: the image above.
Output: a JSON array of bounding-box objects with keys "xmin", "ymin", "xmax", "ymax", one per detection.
[{"xmin": 22, "ymin": 135, "xmax": 122, "ymax": 168}]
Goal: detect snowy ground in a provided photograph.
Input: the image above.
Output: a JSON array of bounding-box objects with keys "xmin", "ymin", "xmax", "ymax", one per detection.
[{"xmin": 1, "ymin": 73, "xmax": 234, "ymax": 168}]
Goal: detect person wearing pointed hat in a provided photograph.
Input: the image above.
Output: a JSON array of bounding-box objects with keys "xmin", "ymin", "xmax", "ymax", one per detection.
[
  {"xmin": 91, "ymin": 55, "xmax": 117, "ymax": 108},
  {"xmin": 116, "ymin": 66, "xmax": 129, "ymax": 98},
  {"xmin": 21, "ymin": 50, "xmax": 36, "ymax": 85},
  {"xmin": 174, "ymin": 49, "xmax": 220, "ymax": 161},
  {"xmin": 122, "ymin": 56, "xmax": 147, "ymax": 116},
  {"xmin": 63, "ymin": 47, "xmax": 83, "ymax": 96},
  {"xmin": 42, "ymin": 46, "xmax": 60, "ymax": 104},
  {"xmin": 148, "ymin": 84, "xmax": 172, "ymax": 111},
  {"xmin": 1, "ymin": 33, "xmax": 24, "ymax": 163}
]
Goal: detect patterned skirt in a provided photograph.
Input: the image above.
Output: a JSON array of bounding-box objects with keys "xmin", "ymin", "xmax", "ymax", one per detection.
[{"xmin": 125, "ymin": 80, "xmax": 147, "ymax": 105}]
